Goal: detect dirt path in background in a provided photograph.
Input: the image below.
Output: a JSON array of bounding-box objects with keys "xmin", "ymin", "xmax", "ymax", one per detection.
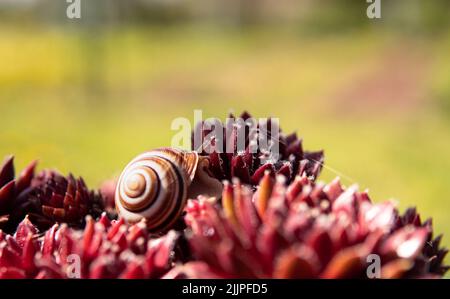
[{"xmin": 326, "ymin": 46, "xmax": 432, "ymax": 117}]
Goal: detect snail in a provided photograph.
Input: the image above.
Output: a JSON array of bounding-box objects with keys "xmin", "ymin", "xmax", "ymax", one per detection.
[{"xmin": 115, "ymin": 147, "xmax": 223, "ymax": 232}]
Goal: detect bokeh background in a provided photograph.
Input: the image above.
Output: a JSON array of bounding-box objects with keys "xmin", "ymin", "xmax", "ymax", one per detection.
[{"xmin": 1, "ymin": 0, "xmax": 449, "ymax": 270}]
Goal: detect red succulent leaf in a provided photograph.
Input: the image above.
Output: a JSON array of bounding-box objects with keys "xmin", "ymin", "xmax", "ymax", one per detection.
[
  {"xmin": 0, "ymin": 181, "xmax": 15, "ymax": 214},
  {"xmin": 0, "ymin": 267, "xmax": 26, "ymax": 279},
  {"xmin": 16, "ymin": 161, "xmax": 37, "ymax": 194},
  {"xmin": 381, "ymin": 226, "xmax": 429, "ymax": 259},
  {"xmin": 0, "ymin": 156, "xmax": 15, "ymax": 188}
]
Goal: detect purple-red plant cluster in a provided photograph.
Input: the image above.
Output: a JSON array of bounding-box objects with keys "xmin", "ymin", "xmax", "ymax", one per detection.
[{"xmin": 0, "ymin": 112, "xmax": 447, "ymax": 279}]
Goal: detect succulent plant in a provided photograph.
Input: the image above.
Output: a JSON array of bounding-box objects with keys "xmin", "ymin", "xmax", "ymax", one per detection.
[
  {"xmin": 166, "ymin": 173, "xmax": 448, "ymax": 278},
  {"xmin": 25, "ymin": 169, "xmax": 105, "ymax": 230},
  {"xmin": 192, "ymin": 111, "xmax": 324, "ymax": 185},
  {"xmin": 0, "ymin": 156, "xmax": 37, "ymax": 233},
  {"xmin": 0, "ymin": 215, "xmax": 180, "ymax": 278},
  {"xmin": 0, "ymin": 156, "xmax": 106, "ymax": 232}
]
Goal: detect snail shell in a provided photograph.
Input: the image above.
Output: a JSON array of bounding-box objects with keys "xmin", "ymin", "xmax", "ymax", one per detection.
[{"xmin": 115, "ymin": 147, "xmax": 222, "ymax": 232}]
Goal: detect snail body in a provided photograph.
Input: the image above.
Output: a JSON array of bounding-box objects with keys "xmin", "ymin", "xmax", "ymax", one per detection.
[{"xmin": 115, "ymin": 148, "xmax": 222, "ymax": 232}]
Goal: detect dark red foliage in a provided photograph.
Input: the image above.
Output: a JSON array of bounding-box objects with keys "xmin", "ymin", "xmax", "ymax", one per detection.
[
  {"xmin": 192, "ymin": 111, "xmax": 324, "ymax": 185},
  {"xmin": 0, "ymin": 156, "xmax": 38, "ymax": 232},
  {"xmin": 169, "ymin": 173, "xmax": 448, "ymax": 278},
  {"xmin": 0, "ymin": 215, "xmax": 179, "ymax": 278},
  {"xmin": 0, "ymin": 156, "xmax": 106, "ymax": 232}
]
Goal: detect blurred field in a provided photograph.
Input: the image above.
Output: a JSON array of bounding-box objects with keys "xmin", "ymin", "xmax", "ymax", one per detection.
[{"xmin": 1, "ymin": 17, "xmax": 450, "ymax": 270}]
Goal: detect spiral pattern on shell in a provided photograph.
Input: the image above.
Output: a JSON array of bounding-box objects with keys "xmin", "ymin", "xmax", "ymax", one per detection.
[{"xmin": 115, "ymin": 148, "xmax": 197, "ymax": 232}]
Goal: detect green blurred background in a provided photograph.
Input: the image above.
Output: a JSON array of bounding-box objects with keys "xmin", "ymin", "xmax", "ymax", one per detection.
[{"xmin": 1, "ymin": 0, "xmax": 449, "ymax": 269}]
